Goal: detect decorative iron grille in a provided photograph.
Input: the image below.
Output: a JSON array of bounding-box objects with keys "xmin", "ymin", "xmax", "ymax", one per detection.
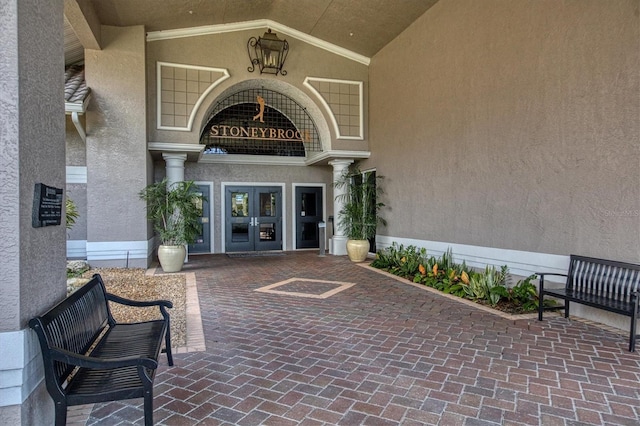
[{"xmin": 200, "ymin": 88, "xmax": 321, "ymax": 156}]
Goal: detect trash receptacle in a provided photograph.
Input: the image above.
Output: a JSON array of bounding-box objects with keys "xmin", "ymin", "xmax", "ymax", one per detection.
[{"xmin": 318, "ymin": 221, "xmax": 326, "ymax": 256}]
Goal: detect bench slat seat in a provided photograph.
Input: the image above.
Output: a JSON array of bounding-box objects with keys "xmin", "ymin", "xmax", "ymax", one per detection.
[
  {"xmin": 29, "ymin": 274, "xmax": 173, "ymax": 426},
  {"xmin": 67, "ymin": 366, "xmax": 150, "ymax": 404},
  {"xmin": 538, "ymin": 255, "xmax": 640, "ymax": 352},
  {"xmin": 542, "ymin": 288, "xmax": 636, "ymax": 316},
  {"xmin": 95, "ymin": 321, "xmax": 167, "ymax": 359}
]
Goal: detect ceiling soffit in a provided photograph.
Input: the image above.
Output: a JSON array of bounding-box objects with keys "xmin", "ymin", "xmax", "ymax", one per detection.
[{"xmin": 65, "ymin": 0, "xmax": 440, "ymax": 62}]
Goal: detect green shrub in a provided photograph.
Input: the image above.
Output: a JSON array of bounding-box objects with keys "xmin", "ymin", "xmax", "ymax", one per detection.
[
  {"xmin": 66, "ymin": 197, "xmax": 79, "ymax": 230},
  {"xmin": 371, "ymin": 243, "xmax": 543, "ymax": 313},
  {"xmin": 507, "ymin": 274, "xmax": 540, "ymax": 311}
]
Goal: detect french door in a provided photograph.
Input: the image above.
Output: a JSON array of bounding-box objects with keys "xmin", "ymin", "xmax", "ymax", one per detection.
[
  {"xmin": 225, "ymin": 186, "xmax": 282, "ymax": 252},
  {"xmin": 188, "ymin": 183, "xmax": 211, "ymax": 254},
  {"xmin": 295, "ymin": 186, "xmax": 323, "ymax": 249}
]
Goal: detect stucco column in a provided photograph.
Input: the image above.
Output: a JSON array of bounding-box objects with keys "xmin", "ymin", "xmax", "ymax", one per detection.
[
  {"xmin": 0, "ymin": 0, "xmax": 66, "ymax": 423},
  {"xmin": 329, "ymin": 159, "xmax": 354, "ymax": 256},
  {"xmin": 162, "ymin": 153, "xmax": 187, "ymax": 187}
]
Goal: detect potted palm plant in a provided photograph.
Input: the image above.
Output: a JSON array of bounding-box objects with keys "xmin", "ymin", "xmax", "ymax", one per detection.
[
  {"xmin": 334, "ymin": 165, "xmax": 387, "ymax": 262},
  {"xmin": 139, "ymin": 179, "xmax": 204, "ymax": 272}
]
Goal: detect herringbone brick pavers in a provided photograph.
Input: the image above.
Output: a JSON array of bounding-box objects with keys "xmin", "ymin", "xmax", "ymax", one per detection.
[{"xmin": 85, "ymin": 252, "xmax": 640, "ymax": 425}]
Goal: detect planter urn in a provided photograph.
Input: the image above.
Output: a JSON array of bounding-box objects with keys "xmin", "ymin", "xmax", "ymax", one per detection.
[
  {"xmin": 346, "ymin": 239, "xmax": 370, "ymax": 262},
  {"xmin": 157, "ymin": 245, "xmax": 186, "ymax": 272}
]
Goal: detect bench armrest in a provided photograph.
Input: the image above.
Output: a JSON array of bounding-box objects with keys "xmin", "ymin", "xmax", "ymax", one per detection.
[
  {"xmin": 50, "ymin": 347, "xmax": 158, "ymax": 370},
  {"xmin": 106, "ymin": 293, "xmax": 173, "ymax": 321},
  {"xmin": 534, "ymin": 273, "xmax": 567, "ymax": 278},
  {"xmin": 106, "ymin": 292, "xmax": 173, "ymax": 309},
  {"xmin": 535, "ymin": 273, "xmax": 568, "ymax": 292}
]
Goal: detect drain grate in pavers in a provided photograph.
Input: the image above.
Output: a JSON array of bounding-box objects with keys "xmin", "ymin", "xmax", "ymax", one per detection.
[{"xmin": 255, "ymin": 277, "xmax": 356, "ymax": 298}]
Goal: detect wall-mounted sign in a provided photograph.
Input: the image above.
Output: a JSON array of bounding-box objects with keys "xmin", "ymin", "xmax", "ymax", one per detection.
[
  {"xmin": 207, "ymin": 95, "xmax": 311, "ymax": 143},
  {"xmin": 32, "ymin": 183, "xmax": 63, "ymax": 228},
  {"xmin": 200, "ymin": 89, "xmax": 322, "ymax": 156},
  {"xmin": 209, "ymin": 125, "xmax": 311, "ymax": 143}
]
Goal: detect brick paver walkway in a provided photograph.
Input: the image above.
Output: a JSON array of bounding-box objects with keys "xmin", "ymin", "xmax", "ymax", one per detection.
[{"xmin": 86, "ymin": 252, "xmax": 640, "ymax": 425}]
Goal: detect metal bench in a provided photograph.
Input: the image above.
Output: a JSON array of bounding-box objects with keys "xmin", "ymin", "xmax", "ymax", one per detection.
[
  {"xmin": 537, "ymin": 255, "xmax": 640, "ymax": 352},
  {"xmin": 29, "ymin": 273, "xmax": 173, "ymax": 426}
]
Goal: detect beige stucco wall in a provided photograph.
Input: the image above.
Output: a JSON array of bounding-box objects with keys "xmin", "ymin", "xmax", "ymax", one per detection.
[
  {"xmin": 142, "ymin": 28, "xmax": 373, "ymax": 255},
  {"xmin": 65, "ymin": 117, "xmax": 88, "ymax": 242},
  {"xmin": 0, "ymin": 0, "xmax": 67, "ymax": 329},
  {"xmin": 368, "ymin": 0, "xmax": 640, "ymax": 263},
  {"xmin": 145, "ymin": 29, "xmax": 370, "ymax": 151},
  {"xmin": 85, "ymin": 25, "xmax": 151, "ymax": 266}
]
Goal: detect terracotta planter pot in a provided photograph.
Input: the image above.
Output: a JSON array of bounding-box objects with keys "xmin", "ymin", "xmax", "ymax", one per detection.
[
  {"xmin": 157, "ymin": 245, "xmax": 186, "ymax": 272},
  {"xmin": 346, "ymin": 239, "xmax": 370, "ymax": 262}
]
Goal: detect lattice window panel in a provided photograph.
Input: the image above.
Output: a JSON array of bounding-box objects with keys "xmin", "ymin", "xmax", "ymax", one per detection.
[
  {"xmin": 157, "ymin": 62, "xmax": 229, "ymax": 131},
  {"xmin": 304, "ymin": 77, "xmax": 363, "ymax": 140}
]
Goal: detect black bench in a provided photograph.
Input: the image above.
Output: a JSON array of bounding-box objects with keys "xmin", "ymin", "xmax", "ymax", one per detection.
[
  {"xmin": 537, "ymin": 254, "xmax": 640, "ymax": 352},
  {"xmin": 29, "ymin": 273, "xmax": 173, "ymax": 426}
]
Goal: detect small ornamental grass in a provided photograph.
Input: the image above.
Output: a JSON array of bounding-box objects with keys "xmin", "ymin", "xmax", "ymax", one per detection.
[{"xmin": 371, "ymin": 242, "xmax": 551, "ymax": 313}]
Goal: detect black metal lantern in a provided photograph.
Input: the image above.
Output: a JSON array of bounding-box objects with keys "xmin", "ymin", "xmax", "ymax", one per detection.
[{"xmin": 247, "ymin": 29, "xmax": 289, "ymax": 76}]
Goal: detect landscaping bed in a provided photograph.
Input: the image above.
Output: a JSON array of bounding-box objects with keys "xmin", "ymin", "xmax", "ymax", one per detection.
[
  {"xmin": 369, "ymin": 243, "xmax": 550, "ymax": 316},
  {"xmin": 67, "ymin": 263, "xmax": 187, "ymax": 348}
]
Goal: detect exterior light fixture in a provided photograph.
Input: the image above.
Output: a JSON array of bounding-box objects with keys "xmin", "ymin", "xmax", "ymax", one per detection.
[{"xmin": 247, "ymin": 29, "xmax": 289, "ymax": 76}]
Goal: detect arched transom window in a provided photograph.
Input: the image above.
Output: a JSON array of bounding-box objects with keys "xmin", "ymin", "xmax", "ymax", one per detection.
[{"xmin": 200, "ymin": 88, "xmax": 321, "ymax": 156}]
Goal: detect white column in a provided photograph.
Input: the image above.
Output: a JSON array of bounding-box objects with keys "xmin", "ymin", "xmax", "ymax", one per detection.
[
  {"xmin": 329, "ymin": 159, "xmax": 354, "ymax": 256},
  {"xmin": 162, "ymin": 153, "xmax": 187, "ymax": 187},
  {"xmin": 162, "ymin": 153, "xmax": 188, "ymax": 261}
]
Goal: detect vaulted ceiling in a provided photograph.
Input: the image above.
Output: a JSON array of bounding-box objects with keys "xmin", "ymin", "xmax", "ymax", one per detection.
[{"xmin": 64, "ymin": 0, "xmax": 440, "ymax": 65}]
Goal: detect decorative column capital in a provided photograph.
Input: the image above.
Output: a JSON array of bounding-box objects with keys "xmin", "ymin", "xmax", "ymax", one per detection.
[
  {"xmin": 162, "ymin": 153, "xmax": 187, "ymax": 187},
  {"xmin": 328, "ymin": 159, "xmax": 354, "ymax": 169},
  {"xmin": 162, "ymin": 153, "xmax": 188, "ymax": 162}
]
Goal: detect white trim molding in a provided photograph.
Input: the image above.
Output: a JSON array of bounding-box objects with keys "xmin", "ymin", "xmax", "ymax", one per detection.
[
  {"xmin": 148, "ymin": 142, "xmax": 205, "ymax": 162},
  {"xmin": 376, "ymin": 235, "xmax": 569, "ymax": 282},
  {"xmin": 86, "ymin": 240, "xmax": 152, "ymax": 262},
  {"xmin": 0, "ymin": 330, "xmax": 42, "ymax": 407},
  {"xmin": 156, "ymin": 62, "xmax": 230, "ymax": 132},
  {"xmin": 67, "ymin": 239, "xmax": 87, "ymax": 258},
  {"xmin": 199, "ymin": 150, "xmax": 370, "ymax": 167},
  {"xmin": 66, "ymin": 166, "xmax": 87, "ymax": 184},
  {"xmin": 303, "ymin": 77, "xmax": 364, "ymax": 140},
  {"xmin": 305, "ymin": 150, "xmax": 369, "ymax": 166},
  {"xmin": 147, "ymin": 20, "xmax": 370, "ymax": 66},
  {"xmin": 200, "ymin": 154, "xmax": 307, "ymax": 166}
]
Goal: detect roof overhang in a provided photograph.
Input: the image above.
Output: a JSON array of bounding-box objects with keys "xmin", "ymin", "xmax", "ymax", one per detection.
[
  {"xmin": 148, "ymin": 142, "xmax": 205, "ymax": 162},
  {"xmin": 65, "ymin": 94, "xmax": 92, "ymax": 115}
]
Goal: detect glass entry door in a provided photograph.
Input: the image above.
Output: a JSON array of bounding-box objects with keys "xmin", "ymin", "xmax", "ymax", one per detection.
[
  {"xmin": 226, "ymin": 186, "xmax": 282, "ymax": 252},
  {"xmin": 188, "ymin": 184, "xmax": 210, "ymax": 254},
  {"xmin": 295, "ymin": 186, "xmax": 323, "ymax": 249}
]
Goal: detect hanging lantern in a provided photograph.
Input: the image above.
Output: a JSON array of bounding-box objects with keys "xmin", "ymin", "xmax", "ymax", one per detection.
[{"xmin": 247, "ymin": 29, "xmax": 289, "ymax": 76}]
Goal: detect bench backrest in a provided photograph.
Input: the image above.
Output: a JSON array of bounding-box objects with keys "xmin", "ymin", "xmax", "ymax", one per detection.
[
  {"xmin": 29, "ymin": 274, "xmax": 112, "ymax": 392},
  {"xmin": 567, "ymin": 255, "xmax": 640, "ymax": 303}
]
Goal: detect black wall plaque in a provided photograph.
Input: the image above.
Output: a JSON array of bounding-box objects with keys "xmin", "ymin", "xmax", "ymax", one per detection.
[{"xmin": 32, "ymin": 183, "xmax": 63, "ymax": 228}]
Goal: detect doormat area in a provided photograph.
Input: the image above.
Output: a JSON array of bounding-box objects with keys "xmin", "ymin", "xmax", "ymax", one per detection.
[
  {"xmin": 227, "ymin": 252, "xmax": 286, "ymax": 258},
  {"xmin": 255, "ymin": 278, "xmax": 356, "ymax": 299}
]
